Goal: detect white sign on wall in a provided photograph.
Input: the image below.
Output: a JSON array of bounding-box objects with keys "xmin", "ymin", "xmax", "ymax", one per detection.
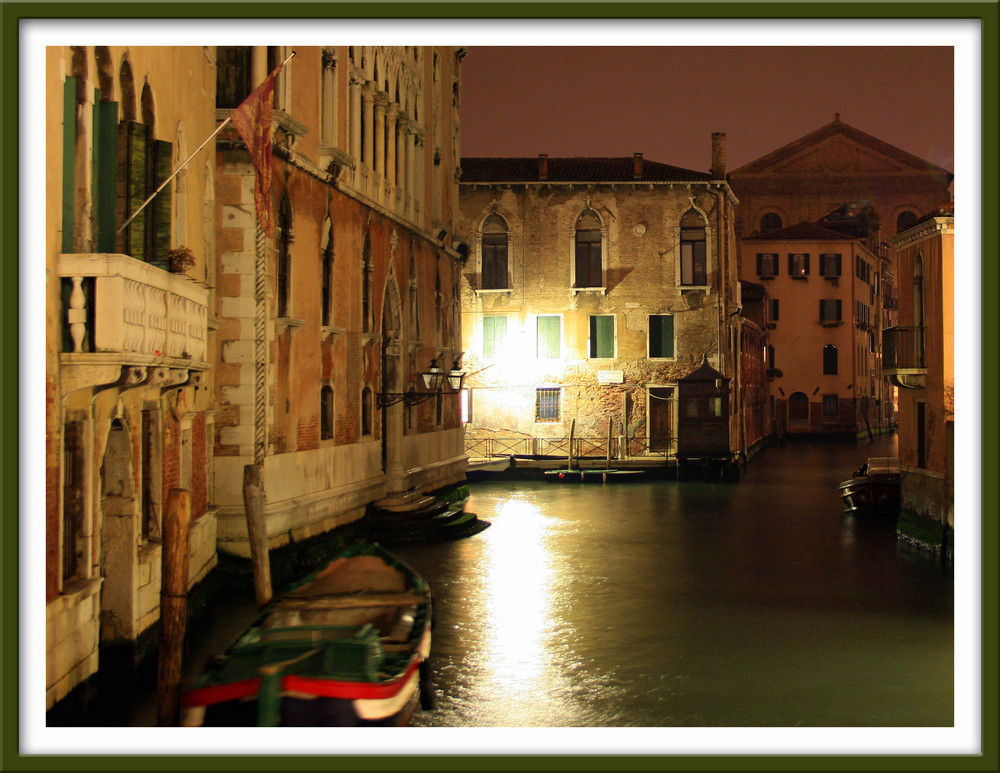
[{"xmin": 597, "ymin": 370, "xmax": 624, "ymax": 384}]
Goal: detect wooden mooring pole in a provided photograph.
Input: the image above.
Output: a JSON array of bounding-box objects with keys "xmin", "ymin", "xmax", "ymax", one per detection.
[
  {"xmin": 243, "ymin": 463, "xmax": 273, "ymax": 608},
  {"xmin": 157, "ymin": 488, "xmax": 191, "ymax": 726}
]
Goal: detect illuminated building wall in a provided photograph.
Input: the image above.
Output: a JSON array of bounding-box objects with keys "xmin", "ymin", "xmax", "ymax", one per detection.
[{"xmin": 458, "ymin": 149, "xmax": 743, "ymax": 460}]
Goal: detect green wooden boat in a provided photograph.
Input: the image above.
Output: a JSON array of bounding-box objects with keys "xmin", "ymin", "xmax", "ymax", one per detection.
[{"xmin": 181, "ymin": 543, "xmax": 433, "ymax": 726}]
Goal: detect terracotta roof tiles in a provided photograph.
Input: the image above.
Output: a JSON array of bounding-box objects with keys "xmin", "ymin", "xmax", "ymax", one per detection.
[{"xmin": 460, "ymin": 156, "xmax": 716, "ymax": 184}]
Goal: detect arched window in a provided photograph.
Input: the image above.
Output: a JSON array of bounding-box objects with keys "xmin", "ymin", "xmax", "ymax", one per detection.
[
  {"xmin": 116, "ymin": 68, "xmax": 172, "ymax": 264},
  {"xmin": 362, "ymin": 233, "xmax": 372, "ymax": 333},
  {"xmin": 435, "ymin": 267, "xmax": 443, "ymax": 344},
  {"xmin": 679, "ymin": 210, "xmax": 707, "ymax": 286},
  {"xmin": 408, "ymin": 252, "xmax": 419, "ymax": 340},
  {"xmin": 481, "ymin": 213, "xmax": 509, "ymax": 289},
  {"xmin": 760, "ymin": 212, "xmax": 782, "ymax": 233},
  {"xmin": 321, "ymin": 385, "xmax": 334, "ymax": 440},
  {"xmin": 574, "ymin": 210, "xmax": 603, "ymax": 288},
  {"xmin": 321, "ymin": 218, "xmax": 334, "ymax": 326},
  {"xmin": 276, "ymin": 195, "xmax": 292, "ymax": 318},
  {"xmin": 913, "ymin": 254, "xmax": 926, "ymax": 368},
  {"xmin": 823, "ymin": 344, "xmax": 838, "ymax": 375},
  {"xmin": 896, "ymin": 210, "xmax": 919, "ymax": 234}
]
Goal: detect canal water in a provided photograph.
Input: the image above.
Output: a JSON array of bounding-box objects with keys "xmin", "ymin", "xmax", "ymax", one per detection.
[
  {"xmin": 115, "ymin": 435, "xmax": 954, "ymax": 745},
  {"xmin": 392, "ymin": 435, "xmax": 954, "ymax": 729}
]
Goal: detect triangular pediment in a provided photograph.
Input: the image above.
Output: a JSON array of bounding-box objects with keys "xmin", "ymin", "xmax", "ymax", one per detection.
[
  {"xmin": 731, "ymin": 120, "xmax": 953, "ymax": 180},
  {"xmin": 772, "ymin": 137, "xmax": 905, "ymax": 175}
]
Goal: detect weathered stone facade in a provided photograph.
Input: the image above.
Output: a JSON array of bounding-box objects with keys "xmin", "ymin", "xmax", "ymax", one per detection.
[
  {"xmin": 45, "ymin": 44, "xmax": 468, "ymax": 715},
  {"xmin": 458, "ymin": 149, "xmax": 744, "ymax": 462},
  {"xmin": 888, "ymin": 208, "xmax": 954, "ymax": 553},
  {"xmin": 212, "ymin": 46, "xmax": 467, "ymax": 558},
  {"xmin": 46, "ymin": 46, "xmax": 219, "ymax": 710}
]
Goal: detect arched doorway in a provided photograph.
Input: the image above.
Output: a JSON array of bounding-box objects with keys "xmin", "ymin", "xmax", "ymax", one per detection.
[
  {"xmin": 788, "ymin": 392, "xmax": 810, "ymax": 432},
  {"xmin": 99, "ymin": 418, "xmax": 139, "ymax": 645}
]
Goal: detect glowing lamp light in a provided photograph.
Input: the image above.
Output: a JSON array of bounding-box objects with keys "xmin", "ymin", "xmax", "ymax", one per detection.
[
  {"xmin": 421, "ymin": 359, "xmax": 444, "ymax": 391},
  {"xmin": 447, "ymin": 360, "xmax": 466, "ymax": 392}
]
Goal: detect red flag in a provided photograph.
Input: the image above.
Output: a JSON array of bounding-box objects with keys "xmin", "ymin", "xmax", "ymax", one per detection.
[{"xmin": 230, "ymin": 63, "xmax": 284, "ymax": 238}]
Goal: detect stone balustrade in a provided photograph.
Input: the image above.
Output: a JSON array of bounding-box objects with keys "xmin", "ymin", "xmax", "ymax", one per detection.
[{"xmin": 58, "ymin": 253, "xmax": 209, "ymax": 364}]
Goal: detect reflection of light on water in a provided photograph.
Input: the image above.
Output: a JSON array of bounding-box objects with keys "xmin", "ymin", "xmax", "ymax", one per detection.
[{"xmin": 483, "ymin": 496, "xmax": 554, "ymax": 699}]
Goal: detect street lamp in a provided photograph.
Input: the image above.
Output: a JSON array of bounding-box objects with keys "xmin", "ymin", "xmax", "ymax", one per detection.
[{"xmin": 377, "ymin": 358, "xmax": 466, "ymax": 408}]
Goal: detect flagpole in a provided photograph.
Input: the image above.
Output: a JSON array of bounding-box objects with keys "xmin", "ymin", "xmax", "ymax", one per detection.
[
  {"xmin": 116, "ymin": 118, "xmax": 233, "ymax": 236},
  {"xmin": 116, "ymin": 50, "xmax": 297, "ymax": 237}
]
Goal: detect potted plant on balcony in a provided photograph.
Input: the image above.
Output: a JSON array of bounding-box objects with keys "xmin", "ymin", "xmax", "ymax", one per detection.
[{"xmin": 164, "ymin": 245, "xmax": 196, "ymax": 275}]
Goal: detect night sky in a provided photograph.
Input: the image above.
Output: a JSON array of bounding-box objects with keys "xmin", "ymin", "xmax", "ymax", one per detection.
[{"xmin": 459, "ymin": 46, "xmax": 955, "ymax": 175}]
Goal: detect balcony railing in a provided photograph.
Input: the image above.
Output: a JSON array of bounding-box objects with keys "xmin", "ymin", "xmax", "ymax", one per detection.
[
  {"xmin": 58, "ymin": 253, "xmax": 209, "ymax": 365},
  {"xmin": 882, "ymin": 326, "xmax": 925, "ymax": 372}
]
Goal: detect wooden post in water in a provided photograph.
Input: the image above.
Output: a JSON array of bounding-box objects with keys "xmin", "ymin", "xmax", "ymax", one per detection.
[
  {"xmin": 157, "ymin": 488, "xmax": 191, "ymax": 726},
  {"xmin": 567, "ymin": 418, "xmax": 576, "ymax": 471},
  {"xmin": 606, "ymin": 417, "xmax": 613, "ymax": 469},
  {"xmin": 243, "ymin": 463, "xmax": 273, "ymax": 608}
]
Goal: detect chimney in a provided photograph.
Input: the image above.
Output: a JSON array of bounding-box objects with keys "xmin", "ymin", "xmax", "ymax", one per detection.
[
  {"xmin": 834, "ymin": 112, "xmax": 840, "ymax": 122},
  {"xmin": 632, "ymin": 152, "xmax": 644, "ymax": 179},
  {"xmin": 711, "ymin": 132, "xmax": 726, "ymax": 178},
  {"xmin": 538, "ymin": 153, "xmax": 548, "ymax": 181}
]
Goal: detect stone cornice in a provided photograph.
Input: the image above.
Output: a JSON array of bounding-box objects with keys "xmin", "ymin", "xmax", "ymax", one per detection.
[
  {"xmin": 461, "ymin": 179, "xmax": 739, "ymax": 207},
  {"xmin": 889, "ymin": 216, "xmax": 954, "ymax": 250}
]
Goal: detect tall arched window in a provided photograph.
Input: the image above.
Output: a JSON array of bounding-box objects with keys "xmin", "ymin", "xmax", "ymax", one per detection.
[
  {"xmin": 276, "ymin": 195, "xmax": 292, "ymax": 318},
  {"xmin": 574, "ymin": 210, "xmax": 603, "ymax": 288},
  {"xmin": 408, "ymin": 251, "xmax": 419, "ymax": 340},
  {"xmin": 321, "ymin": 385, "xmax": 334, "ymax": 440},
  {"xmin": 679, "ymin": 210, "xmax": 707, "ymax": 286},
  {"xmin": 116, "ymin": 64, "xmax": 172, "ymax": 264},
  {"xmin": 362, "ymin": 233, "xmax": 372, "ymax": 333},
  {"xmin": 913, "ymin": 254, "xmax": 926, "ymax": 368},
  {"xmin": 481, "ymin": 213, "xmax": 509, "ymax": 289},
  {"xmin": 435, "ymin": 267, "xmax": 443, "ymax": 344},
  {"xmin": 760, "ymin": 212, "xmax": 782, "ymax": 233},
  {"xmin": 896, "ymin": 210, "xmax": 918, "ymax": 234},
  {"xmin": 823, "ymin": 344, "xmax": 838, "ymax": 375},
  {"xmin": 321, "ymin": 218, "xmax": 334, "ymax": 326}
]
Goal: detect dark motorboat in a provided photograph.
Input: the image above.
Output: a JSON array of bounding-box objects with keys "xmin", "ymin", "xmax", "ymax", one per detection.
[
  {"xmin": 838, "ymin": 457, "xmax": 901, "ymax": 518},
  {"xmin": 181, "ymin": 543, "xmax": 433, "ymax": 727}
]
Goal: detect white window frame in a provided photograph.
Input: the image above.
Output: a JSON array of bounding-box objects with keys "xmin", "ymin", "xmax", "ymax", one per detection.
[{"xmin": 569, "ymin": 209, "xmax": 608, "ymax": 293}]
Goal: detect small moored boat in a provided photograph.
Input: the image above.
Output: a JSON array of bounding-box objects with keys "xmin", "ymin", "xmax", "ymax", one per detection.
[
  {"xmin": 838, "ymin": 457, "xmax": 901, "ymax": 518},
  {"xmin": 181, "ymin": 543, "xmax": 433, "ymax": 727}
]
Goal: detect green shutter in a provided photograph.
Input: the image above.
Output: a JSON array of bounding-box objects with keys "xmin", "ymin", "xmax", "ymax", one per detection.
[
  {"xmin": 61, "ymin": 78, "xmax": 77, "ymax": 253},
  {"xmin": 118, "ymin": 121, "xmax": 149, "ymax": 259},
  {"xmin": 483, "ymin": 316, "xmax": 507, "ymax": 358},
  {"xmin": 150, "ymin": 139, "xmax": 173, "ymax": 267},
  {"xmin": 658, "ymin": 314, "xmax": 674, "ymax": 358},
  {"xmin": 591, "ymin": 315, "xmax": 614, "ymax": 358},
  {"xmin": 93, "ymin": 99, "xmax": 119, "ymax": 253},
  {"xmin": 537, "ymin": 316, "xmax": 560, "ymax": 358}
]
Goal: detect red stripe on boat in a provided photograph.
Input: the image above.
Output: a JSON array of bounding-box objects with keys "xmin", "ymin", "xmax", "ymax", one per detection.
[
  {"xmin": 182, "ymin": 678, "xmax": 261, "ymax": 707},
  {"xmin": 182, "ymin": 660, "xmax": 421, "ymax": 707},
  {"xmin": 283, "ymin": 660, "xmax": 420, "ymax": 700}
]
